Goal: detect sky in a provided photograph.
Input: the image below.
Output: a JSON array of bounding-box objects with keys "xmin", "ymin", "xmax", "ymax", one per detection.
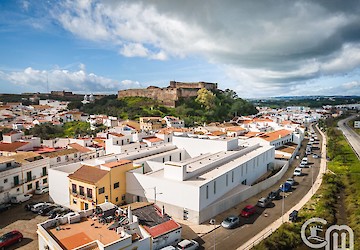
[{"xmin": 1, "ymin": 0, "xmax": 360, "ymax": 98}]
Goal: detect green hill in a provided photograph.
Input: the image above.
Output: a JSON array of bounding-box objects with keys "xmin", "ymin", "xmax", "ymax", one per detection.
[{"xmin": 75, "ymin": 88, "xmax": 258, "ymax": 126}]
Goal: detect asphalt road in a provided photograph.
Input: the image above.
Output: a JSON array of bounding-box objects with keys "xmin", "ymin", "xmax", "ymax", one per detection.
[
  {"xmin": 199, "ymin": 126, "xmax": 322, "ymax": 250},
  {"xmin": 338, "ymin": 115, "xmax": 360, "ymax": 159}
]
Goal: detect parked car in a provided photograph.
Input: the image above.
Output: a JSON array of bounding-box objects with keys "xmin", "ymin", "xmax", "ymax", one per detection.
[
  {"xmin": 280, "ymin": 182, "xmax": 292, "ymax": 192},
  {"xmin": 221, "ymin": 215, "xmax": 240, "ymax": 229},
  {"xmin": 312, "ymin": 154, "xmax": 320, "ymax": 158},
  {"xmin": 34, "ymin": 185, "xmax": 49, "ymax": 195},
  {"xmin": 25, "ymin": 201, "xmax": 41, "ymax": 211},
  {"xmin": 160, "ymin": 246, "xmax": 176, "ymax": 250},
  {"xmin": 38, "ymin": 205, "xmax": 58, "ymax": 216},
  {"xmin": 289, "ymin": 210, "xmax": 298, "ymax": 222},
  {"xmin": 267, "ymin": 189, "xmax": 282, "ymax": 200},
  {"xmin": 0, "ymin": 230, "xmax": 23, "ymax": 249},
  {"xmin": 299, "ymin": 162, "xmax": 308, "ymax": 168},
  {"xmin": 176, "ymin": 239, "xmax": 199, "ymax": 250},
  {"xmin": 293, "ymin": 168, "xmax": 302, "ymax": 176},
  {"xmin": 302, "ymin": 157, "xmax": 308, "ymax": 164},
  {"xmin": 10, "ymin": 194, "xmax": 32, "ymax": 204},
  {"xmin": 31, "ymin": 202, "xmax": 51, "ymax": 213},
  {"xmin": 240, "ymin": 205, "xmax": 256, "ymax": 217},
  {"xmin": 286, "ymin": 178, "xmax": 295, "ymax": 186},
  {"xmin": 0, "ymin": 203, "xmax": 11, "ymax": 213},
  {"xmin": 257, "ymin": 197, "xmax": 271, "ymax": 208}
]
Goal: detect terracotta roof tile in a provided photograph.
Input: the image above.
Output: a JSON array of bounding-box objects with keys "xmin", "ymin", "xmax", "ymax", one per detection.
[
  {"xmin": 0, "ymin": 141, "xmax": 29, "ymax": 152},
  {"xmin": 143, "ymin": 137, "xmax": 164, "ymax": 143},
  {"xmin": 101, "ymin": 159, "xmax": 132, "ymax": 168},
  {"xmin": 260, "ymin": 129, "xmax": 291, "ymax": 142},
  {"xmin": 69, "ymin": 165, "xmax": 108, "ymax": 184},
  {"xmin": 68, "ymin": 143, "xmax": 91, "ymax": 153},
  {"xmin": 143, "ymin": 219, "xmax": 181, "ymax": 238}
]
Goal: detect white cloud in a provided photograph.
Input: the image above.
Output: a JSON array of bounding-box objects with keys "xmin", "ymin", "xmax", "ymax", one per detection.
[
  {"xmin": 0, "ymin": 64, "xmax": 141, "ymax": 93},
  {"xmin": 46, "ymin": 1, "xmax": 360, "ymax": 96},
  {"xmin": 342, "ymin": 80, "xmax": 360, "ymax": 89}
]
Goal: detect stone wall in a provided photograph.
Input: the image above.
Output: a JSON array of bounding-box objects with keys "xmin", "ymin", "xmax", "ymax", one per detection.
[{"xmin": 118, "ymin": 81, "xmax": 218, "ymax": 107}]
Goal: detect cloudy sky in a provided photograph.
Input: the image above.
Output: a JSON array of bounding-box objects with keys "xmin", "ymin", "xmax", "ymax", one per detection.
[{"xmin": 1, "ymin": 0, "xmax": 360, "ymax": 98}]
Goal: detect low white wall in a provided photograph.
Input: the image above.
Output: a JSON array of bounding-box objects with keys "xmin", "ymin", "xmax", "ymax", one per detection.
[{"xmin": 198, "ymin": 161, "xmax": 290, "ymax": 224}]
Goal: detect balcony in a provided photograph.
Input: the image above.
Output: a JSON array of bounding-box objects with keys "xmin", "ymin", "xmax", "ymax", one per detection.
[{"xmin": 11, "ymin": 180, "xmax": 24, "ymax": 188}]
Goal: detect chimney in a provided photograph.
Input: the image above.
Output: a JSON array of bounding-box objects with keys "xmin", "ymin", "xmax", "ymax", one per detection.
[
  {"xmin": 162, "ymin": 205, "xmax": 165, "ymax": 217},
  {"xmin": 105, "ymin": 196, "xmax": 108, "ymax": 203},
  {"xmin": 128, "ymin": 205, "xmax": 133, "ymax": 223}
]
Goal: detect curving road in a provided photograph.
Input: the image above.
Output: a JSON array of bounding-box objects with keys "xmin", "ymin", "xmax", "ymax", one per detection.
[{"xmin": 338, "ymin": 115, "xmax": 360, "ymax": 160}]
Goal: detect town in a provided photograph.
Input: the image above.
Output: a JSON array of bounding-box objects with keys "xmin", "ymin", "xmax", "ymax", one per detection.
[{"xmin": 0, "ymin": 81, "xmax": 359, "ymax": 250}]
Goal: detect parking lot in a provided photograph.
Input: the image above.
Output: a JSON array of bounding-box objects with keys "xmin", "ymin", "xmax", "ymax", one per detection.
[{"xmin": 0, "ymin": 193, "xmax": 50, "ymax": 249}]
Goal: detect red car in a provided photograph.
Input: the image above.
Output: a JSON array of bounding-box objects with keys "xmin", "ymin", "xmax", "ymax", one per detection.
[
  {"xmin": 0, "ymin": 230, "xmax": 23, "ymax": 249},
  {"xmin": 240, "ymin": 205, "xmax": 256, "ymax": 217}
]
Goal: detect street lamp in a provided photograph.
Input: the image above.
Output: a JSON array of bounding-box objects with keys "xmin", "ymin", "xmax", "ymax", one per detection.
[
  {"xmin": 210, "ymin": 218, "xmax": 216, "ymax": 249},
  {"xmin": 281, "ymin": 190, "xmax": 285, "ymax": 223}
]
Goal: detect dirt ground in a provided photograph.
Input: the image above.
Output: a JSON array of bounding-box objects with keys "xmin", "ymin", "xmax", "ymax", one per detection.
[{"xmin": 0, "ymin": 193, "xmax": 51, "ymax": 250}]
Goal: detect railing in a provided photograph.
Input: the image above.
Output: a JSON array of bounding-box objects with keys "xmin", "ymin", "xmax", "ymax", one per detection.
[
  {"xmin": 242, "ymin": 229, "xmax": 273, "ymax": 250},
  {"xmin": 11, "ymin": 180, "xmax": 24, "ymax": 187}
]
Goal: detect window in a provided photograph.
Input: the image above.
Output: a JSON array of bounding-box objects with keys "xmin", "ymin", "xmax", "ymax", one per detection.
[
  {"xmin": 4, "ymin": 178, "xmax": 7, "ymax": 183},
  {"xmin": 99, "ymin": 187, "xmax": 105, "ymax": 194},
  {"xmin": 43, "ymin": 178, "xmax": 47, "ymax": 184},
  {"xmin": 127, "ymin": 139, "xmax": 130, "ymax": 143},
  {"xmin": 241, "ymin": 165, "xmax": 244, "ymax": 176},
  {"xmin": 13, "ymin": 176, "xmax": 19, "ymax": 186},
  {"xmin": 27, "ymin": 171, "xmax": 32, "ymax": 182},
  {"xmin": 79, "ymin": 186, "xmax": 85, "ymax": 196},
  {"xmin": 56, "ymin": 157, "xmax": 61, "ymax": 162},
  {"xmin": 27, "ymin": 183, "xmax": 32, "ymax": 190},
  {"xmin": 6, "ymin": 162, "xmax": 11, "ymax": 168},
  {"xmin": 169, "ymin": 155, "xmax": 172, "ymax": 161},
  {"xmin": 214, "ymin": 181, "xmax": 216, "ymax": 194},
  {"xmin": 72, "ymin": 184, "xmax": 77, "ymax": 193},
  {"xmin": 179, "ymin": 153, "xmax": 182, "ymax": 161},
  {"xmin": 85, "ymin": 203, "xmax": 89, "ymax": 210},
  {"xmin": 87, "ymin": 188, "xmax": 93, "ymax": 198},
  {"xmin": 232, "ymin": 171, "xmax": 234, "ymax": 182},
  {"xmin": 74, "ymin": 153, "xmax": 77, "ymax": 158},
  {"xmin": 121, "ymin": 140, "xmax": 124, "ymax": 145},
  {"xmin": 42, "ymin": 167, "xmax": 47, "ymax": 176},
  {"xmin": 206, "ymin": 185, "xmax": 209, "ymax": 199},
  {"xmin": 162, "ymin": 158, "xmax": 165, "ymax": 163},
  {"xmin": 116, "ymin": 197, "xmax": 119, "ymax": 202},
  {"xmin": 226, "ymin": 174, "xmax": 228, "ymax": 186},
  {"xmin": 113, "ymin": 182, "xmax": 120, "ymax": 189},
  {"xmin": 122, "ymin": 194, "xmax": 126, "ymax": 201},
  {"xmin": 65, "ymin": 155, "xmax": 69, "ymax": 161},
  {"xmin": 73, "ymin": 199, "xmax": 77, "ymax": 204}
]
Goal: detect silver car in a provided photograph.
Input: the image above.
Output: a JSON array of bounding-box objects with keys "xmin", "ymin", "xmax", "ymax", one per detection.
[
  {"xmin": 221, "ymin": 215, "xmax": 240, "ymax": 229},
  {"xmin": 257, "ymin": 197, "xmax": 271, "ymax": 208}
]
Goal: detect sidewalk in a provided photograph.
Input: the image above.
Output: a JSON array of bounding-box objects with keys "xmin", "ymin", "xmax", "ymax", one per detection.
[{"xmin": 239, "ymin": 125, "xmax": 327, "ymax": 250}]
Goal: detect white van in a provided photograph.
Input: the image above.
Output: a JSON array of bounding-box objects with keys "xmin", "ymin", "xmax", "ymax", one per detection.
[{"xmin": 10, "ymin": 194, "xmax": 32, "ymax": 204}]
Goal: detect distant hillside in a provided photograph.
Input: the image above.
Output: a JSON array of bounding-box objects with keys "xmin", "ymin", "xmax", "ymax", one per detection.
[
  {"xmin": 251, "ymin": 96, "xmax": 360, "ymax": 108},
  {"xmin": 78, "ymin": 88, "xmax": 258, "ymax": 126}
]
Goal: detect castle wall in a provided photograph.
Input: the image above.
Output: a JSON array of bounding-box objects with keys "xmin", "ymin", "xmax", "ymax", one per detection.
[{"xmin": 169, "ymin": 81, "xmax": 217, "ymax": 90}]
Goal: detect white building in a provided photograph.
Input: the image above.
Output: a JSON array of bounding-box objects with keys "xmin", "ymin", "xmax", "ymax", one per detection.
[
  {"xmin": 126, "ymin": 135, "xmax": 274, "ymax": 224},
  {"xmin": 163, "ymin": 116, "xmax": 185, "ymax": 128}
]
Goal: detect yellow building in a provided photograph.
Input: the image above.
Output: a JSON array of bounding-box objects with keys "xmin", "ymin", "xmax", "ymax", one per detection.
[
  {"xmin": 139, "ymin": 117, "xmax": 163, "ymax": 131},
  {"xmin": 68, "ymin": 159, "xmax": 133, "ymax": 211}
]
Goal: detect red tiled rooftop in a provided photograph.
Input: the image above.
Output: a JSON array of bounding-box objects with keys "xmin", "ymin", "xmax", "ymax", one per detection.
[
  {"xmin": 101, "ymin": 159, "xmax": 132, "ymax": 168},
  {"xmin": 0, "ymin": 141, "xmax": 29, "ymax": 152},
  {"xmin": 143, "ymin": 219, "xmax": 181, "ymax": 238},
  {"xmin": 143, "ymin": 137, "xmax": 164, "ymax": 143},
  {"xmin": 260, "ymin": 129, "xmax": 291, "ymax": 142},
  {"xmin": 68, "ymin": 143, "xmax": 91, "ymax": 153}
]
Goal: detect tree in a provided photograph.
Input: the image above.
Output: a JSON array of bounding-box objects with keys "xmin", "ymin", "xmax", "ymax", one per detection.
[{"xmin": 195, "ymin": 88, "xmax": 216, "ymax": 110}]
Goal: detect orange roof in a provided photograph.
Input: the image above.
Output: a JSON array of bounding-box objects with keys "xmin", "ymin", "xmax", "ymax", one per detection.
[
  {"xmin": 69, "ymin": 165, "xmax": 108, "ymax": 184},
  {"xmin": 211, "ymin": 131, "xmax": 226, "ymax": 136},
  {"xmin": 143, "ymin": 137, "xmax": 164, "ymax": 143},
  {"xmin": 253, "ymin": 118, "xmax": 273, "ymax": 122},
  {"xmin": 0, "ymin": 141, "xmax": 29, "ymax": 152},
  {"xmin": 108, "ymin": 132, "xmax": 124, "ymax": 137},
  {"xmin": 101, "ymin": 159, "xmax": 132, "ymax": 168},
  {"xmin": 226, "ymin": 126, "xmax": 246, "ymax": 132},
  {"xmin": 260, "ymin": 129, "xmax": 291, "ymax": 142},
  {"xmin": 68, "ymin": 143, "xmax": 91, "ymax": 153},
  {"xmin": 143, "ymin": 219, "xmax": 181, "ymax": 238},
  {"xmin": 243, "ymin": 132, "xmax": 264, "ymax": 138}
]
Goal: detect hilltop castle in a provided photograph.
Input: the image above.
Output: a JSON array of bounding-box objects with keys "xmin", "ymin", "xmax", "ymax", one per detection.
[{"xmin": 118, "ymin": 81, "xmax": 218, "ymax": 107}]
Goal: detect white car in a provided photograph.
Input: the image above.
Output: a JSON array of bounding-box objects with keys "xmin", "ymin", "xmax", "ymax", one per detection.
[
  {"xmin": 293, "ymin": 168, "xmax": 302, "ymax": 176},
  {"xmin": 312, "ymin": 154, "xmax": 320, "ymax": 159},
  {"xmin": 176, "ymin": 239, "xmax": 199, "ymax": 250},
  {"xmin": 302, "ymin": 157, "xmax": 308, "ymax": 164},
  {"xmin": 286, "ymin": 178, "xmax": 295, "ymax": 186},
  {"xmin": 35, "ymin": 186, "xmax": 49, "ymax": 195}
]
